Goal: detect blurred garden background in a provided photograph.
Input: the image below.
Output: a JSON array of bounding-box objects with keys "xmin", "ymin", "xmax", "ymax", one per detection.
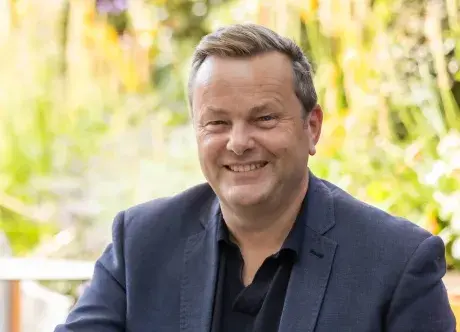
[{"xmin": 0, "ymin": 0, "xmax": 459, "ymax": 328}]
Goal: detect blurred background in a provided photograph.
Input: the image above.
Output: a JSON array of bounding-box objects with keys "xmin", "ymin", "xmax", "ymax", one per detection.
[{"xmin": 0, "ymin": 0, "xmax": 459, "ymax": 330}]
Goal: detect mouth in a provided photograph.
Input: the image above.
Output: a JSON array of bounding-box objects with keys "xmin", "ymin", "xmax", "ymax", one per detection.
[{"xmin": 224, "ymin": 161, "xmax": 269, "ymax": 173}]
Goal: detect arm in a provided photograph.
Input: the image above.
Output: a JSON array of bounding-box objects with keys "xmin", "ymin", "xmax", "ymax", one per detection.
[
  {"xmin": 385, "ymin": 235, "xmax": 456, "ymax": 332},
  {"xmin": 54, "ymin": 211, "xmax": 127, "ymax": 332}
]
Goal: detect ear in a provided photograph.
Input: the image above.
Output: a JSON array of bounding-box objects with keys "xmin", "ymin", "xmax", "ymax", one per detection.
[{"xmin": 305, "ymin": 104, "xmax": 323, "ymax": 156}]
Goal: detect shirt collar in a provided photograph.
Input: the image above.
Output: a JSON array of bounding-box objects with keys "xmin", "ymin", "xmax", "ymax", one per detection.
[{"xmin": 216, "ymin": 212, "xmax": 230, "ymax": 244}]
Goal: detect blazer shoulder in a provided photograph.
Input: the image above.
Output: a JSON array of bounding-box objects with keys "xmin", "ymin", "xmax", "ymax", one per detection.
[
  {"xmin": 322, "ymin": 179, "xmax": 432, "ymax": 248},
  {"xmin": 121, "ymin": 182, "xmax": 216, "ymax": 234}
]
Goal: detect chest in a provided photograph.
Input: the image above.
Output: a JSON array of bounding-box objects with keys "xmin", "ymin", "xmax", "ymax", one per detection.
[
  {"xmin": 212, "ymin": 245, "xmax": 294, "ymax": 332},
  {"xmin": 123, "ymin": 247, "xmax": 387, "ymax": 332}
]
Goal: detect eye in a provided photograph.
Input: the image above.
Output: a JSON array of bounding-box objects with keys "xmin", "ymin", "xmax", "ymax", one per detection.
[
  {"xmin": 257, "ymin": 115, "xmax": 277, "ymax": 122},
  {"xmin": 207, "ymin": 120, "xmax": 227, "ymax": 126}
]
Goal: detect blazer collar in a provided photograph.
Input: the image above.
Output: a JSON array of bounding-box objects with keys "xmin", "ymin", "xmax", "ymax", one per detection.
[
  {"xmin": 181, "ymin": 207, "xmax": 220, "ymax": 332},
  {"xmin": 304, "ymin": 170, "xmax": 336, "ymax": 234},
  {"xmin": 183, "ymin": 169, "xmax": 337, "ymax": 332},
  {"xmin": 278, "ymin": 170, "xmax": 338, "ymax": 332}
]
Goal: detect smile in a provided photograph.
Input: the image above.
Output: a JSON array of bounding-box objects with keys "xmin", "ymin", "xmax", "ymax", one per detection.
[{"xmin": 225, "ymin": 162, "xmax": 269, "ymax": 172}]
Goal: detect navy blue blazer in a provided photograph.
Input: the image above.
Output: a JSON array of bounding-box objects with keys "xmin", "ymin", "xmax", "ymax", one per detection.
[{"xmin": 55, "ymin": 172, "xmax": 456, "ymax": 331}]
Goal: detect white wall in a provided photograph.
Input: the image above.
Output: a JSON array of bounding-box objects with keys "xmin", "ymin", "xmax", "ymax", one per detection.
[{"xmin": 21, "ymin": 281, "xmax": 73, "ymax": 332}]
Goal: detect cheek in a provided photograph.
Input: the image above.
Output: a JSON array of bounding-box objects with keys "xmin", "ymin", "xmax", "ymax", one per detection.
[
  {"xmin": 197, "ymin": 134, "xmax": 227, "ymax": 164},
  {"xmin": 258, "ymin": 131, "xmax": 292, "ymax": 157},
  {"xmin": 257, "ymin": 129, "xmax": 307, "ymax": 162}
]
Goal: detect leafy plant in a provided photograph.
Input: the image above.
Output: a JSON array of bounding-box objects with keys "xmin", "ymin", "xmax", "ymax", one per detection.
[{"xmin": 0, "ymin": 0, "xmax": 459, "ymax": 272}]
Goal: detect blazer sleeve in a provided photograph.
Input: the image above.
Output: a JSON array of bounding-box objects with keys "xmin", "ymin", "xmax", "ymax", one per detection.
[
  {"xmin": 54, "ymin": 211, "xmax": 128, "ymax": 332},
  {"xmin": 385, "ymin": 235, "xmax": 457, "ymax": 331}
]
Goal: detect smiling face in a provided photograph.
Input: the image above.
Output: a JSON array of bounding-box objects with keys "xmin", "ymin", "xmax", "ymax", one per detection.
[{"xmin": 192, "ymin": 51, "xmax": 322, "ymax": 209}]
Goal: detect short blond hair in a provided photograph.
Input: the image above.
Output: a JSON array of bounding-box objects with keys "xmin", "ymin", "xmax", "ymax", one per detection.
[{"xmin": 188, "ymin": 23, "xmax": 317, "ymax": 115}]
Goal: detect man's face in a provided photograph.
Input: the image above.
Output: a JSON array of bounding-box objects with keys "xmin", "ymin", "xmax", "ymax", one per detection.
[{"xmin": 192, "ymin": 51, "xmax": 322, "ymax": 208}]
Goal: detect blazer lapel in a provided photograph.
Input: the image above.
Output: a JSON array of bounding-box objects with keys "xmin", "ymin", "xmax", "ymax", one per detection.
[
  {"xmin": 180, "ymin": 198, "xmax": 220, "ymax": 332},
  {"xmin": 278, "ymin": 173, "xmax": 338, "ymax": 332}
]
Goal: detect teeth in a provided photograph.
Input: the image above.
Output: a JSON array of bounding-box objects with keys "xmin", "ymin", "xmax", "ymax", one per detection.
[{"xmin": 228, "ymin": 163, "xmax": 266, "ymax": 172}]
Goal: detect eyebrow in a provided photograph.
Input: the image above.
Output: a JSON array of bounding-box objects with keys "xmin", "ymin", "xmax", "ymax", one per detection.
[
  {"xmin": 204, "ymin": 106, "xmax": 229, "ymax": 114},
  {"xmin": 204, "ymin": 103, "xmax": 272, "ymax": 115}
]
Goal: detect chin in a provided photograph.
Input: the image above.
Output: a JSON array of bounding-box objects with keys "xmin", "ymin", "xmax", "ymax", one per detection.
[
  {"xmin": 223, "ymin": 186, "xmax": 270, "ymax": 207},
  {"xmin": 230, "ymin": 196, "xmax": 264, "ymax": 207}
]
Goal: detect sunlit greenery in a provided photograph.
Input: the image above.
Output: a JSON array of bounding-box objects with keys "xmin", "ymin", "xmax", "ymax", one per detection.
[{"xmin": 0, "ymin": 0, "xmax": 459, "ymax": 277}]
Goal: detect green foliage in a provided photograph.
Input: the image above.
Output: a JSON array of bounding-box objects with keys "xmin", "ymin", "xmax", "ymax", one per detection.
[
  {"xmin": 0, "ymin": 0, "xmax": 459, "ymax": 272},
  {"xmin": 299, "ymin": 0, "xmax": 460, "ymax": 269},
  {"xmin": 0, "ymin": 216, "xmax": 57, "ymax": 255}
]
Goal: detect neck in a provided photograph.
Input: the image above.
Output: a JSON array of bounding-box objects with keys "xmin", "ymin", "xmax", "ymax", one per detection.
[{"xmin": 220, "ymin": 173, "xmax": 309, "ymax": 253}]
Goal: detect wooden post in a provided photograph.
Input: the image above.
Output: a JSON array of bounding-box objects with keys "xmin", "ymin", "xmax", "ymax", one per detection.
[
  {"xmin": 0, "ymin": 255, "xmax": 94, "ymax": 332},
  {"xmin": 9, "ymin": 280, "xmax": 21, "ymax": 332}
]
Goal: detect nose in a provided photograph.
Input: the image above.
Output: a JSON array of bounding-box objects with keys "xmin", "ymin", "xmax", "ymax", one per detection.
[{"xmin": 226, "ymin": 123, "xmax": 254, "ymax": 156}]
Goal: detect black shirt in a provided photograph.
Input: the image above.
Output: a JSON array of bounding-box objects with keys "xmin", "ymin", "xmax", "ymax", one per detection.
[{"xmin": 211, "ymin": 200, "xmax": 306, "ymax": 332}]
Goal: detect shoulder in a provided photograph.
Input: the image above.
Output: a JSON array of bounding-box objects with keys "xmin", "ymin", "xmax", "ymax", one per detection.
[
  {"xmin": 318, "ymin": 178, "xmax": 446, "ymax": 296},
  {"xmin": 113, "ymin": 182, "xmax": 217, "ymax": 243},
  {"xmin": 126, "ymin": 182, "xmax": 215, "ymax": 223},
  {"xmin": 320, "ymin": 178, "xmax": 433, "ymax": 257},
  {"xmin": 317, "ymin": 178, "xmax": 454, "ymax": 329}
]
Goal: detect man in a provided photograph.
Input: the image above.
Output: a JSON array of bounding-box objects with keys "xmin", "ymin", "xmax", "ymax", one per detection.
[{"xmin": 55, "ymin": 24, "xmax": 456, "ymax": 331}]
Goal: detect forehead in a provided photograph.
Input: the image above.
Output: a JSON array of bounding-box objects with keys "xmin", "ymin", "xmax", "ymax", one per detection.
[{"xmin": 193, "ymin": 52, "xmax": 295, "ymax": 107}]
